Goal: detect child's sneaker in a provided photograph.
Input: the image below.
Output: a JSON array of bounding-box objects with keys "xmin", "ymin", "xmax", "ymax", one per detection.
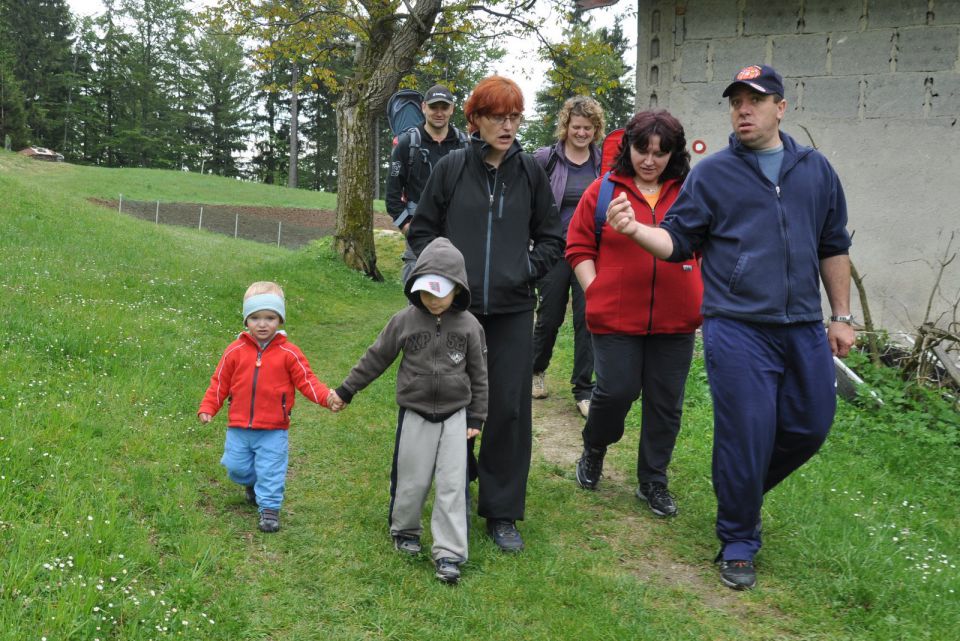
[
  {"xmin": 392, "ymin": 533, "xmax": 422, "ymax": 556},
  {"xmin": 434, "ymin": 558, "xmax": 461, "ymax": 584},
  {"xmin": 258, "ymin": 508, "xmax": 280, "ymax": 533},
  {"xmin": 244, "ymin": 486, "xmax": 257, "ymax": 506}
]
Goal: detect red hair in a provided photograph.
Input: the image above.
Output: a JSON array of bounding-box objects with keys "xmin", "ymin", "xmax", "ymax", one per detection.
[{"xmin": 463, "ymin": 76, "xmax": 524, "ymax": 133}]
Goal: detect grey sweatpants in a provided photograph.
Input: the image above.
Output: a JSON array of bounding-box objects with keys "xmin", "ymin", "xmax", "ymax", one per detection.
[{"xmin": 389, "ymin": 407, "xmax": 469, "ymax": 562}]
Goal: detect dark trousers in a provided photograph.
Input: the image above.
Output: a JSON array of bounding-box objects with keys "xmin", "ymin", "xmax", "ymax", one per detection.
[
  {"xmin": 583, "ymin": 332, "xmax": 695, "ymax": 485},
  {"xmin": 470, "ymin": 310, "xmax": 534, "ymax": 522},
  {"xmin": 532, "ymin": 259, "xmax": 594, "ymax": 401},
  {"xmin": 703, "ymin": 318, "xmax": 836, "ymax": 562}
]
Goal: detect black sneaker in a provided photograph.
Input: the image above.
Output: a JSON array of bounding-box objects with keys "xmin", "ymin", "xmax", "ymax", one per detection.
[
  {"xmin": 392, "ymin": 533, "xmax": 422, "ymax": 556},
  {"xmin": 575, "ymin": 445, "xmax": 605, "ymax": 490},
  {"xmin": 715, "ymin": 553, "xmax": 757, "ymax": 590},
  {"xmin": 636, "ymin": 482, "xmax": 677, "ymax": 517},
  {"xmin": 435, "ymin": 558, "xmax": 461, "ymax": 584},
  {"xmin": 486, "ymin": 519, "xmax": 524, "ymax": 553},
  {"xmin": 244, "ymin": 485, "xmax": 257, "ymax": 506},
  {"xmin": 258, "ymin": 508, "xmax": 280, "ymax": 533}
]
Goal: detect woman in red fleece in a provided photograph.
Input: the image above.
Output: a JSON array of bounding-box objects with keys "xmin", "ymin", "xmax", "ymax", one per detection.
[
  {"xmin": 198, "ymin": 281, "xmax": 341, "ymax": 533},
  {"xmin": 565, "ymin": 111, "xmax": 703, "ymax": 517}
]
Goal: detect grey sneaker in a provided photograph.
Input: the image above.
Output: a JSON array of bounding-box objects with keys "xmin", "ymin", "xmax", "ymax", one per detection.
[
  {"xmin": 636, "ymin": 482, "xmax": 678, "ymax": 517},
  {"xmin": 392, "ymin": 533, "xmax": 422, "ymax": 556},
  {"xmin": 487, "ymin": 519, "xmax": 524, "ymax": 553},
  {"xmin": 576, "ymin": 399, "xmax": 591, "ymax": 418},
  {"xmin": 575, "ymin": 445, "xmax": 605, "ymax": 490},
  {"xmin": 244, "ymin": 485, "xmax": 257, "ymax": 506},
  {"xmin": 258, "ymin": 508, "xmax": 280, "ymax": 533},
  {"xmin": 532, "ymin": 372, "xmax": 548, "ymax": 399},
  {"xmin": 716, "ymin": 553, "xmax": 757, "ymax": 591},
  {"xmin": 435, "ymin": 558, "xmax": 461, "ymax": 584}
]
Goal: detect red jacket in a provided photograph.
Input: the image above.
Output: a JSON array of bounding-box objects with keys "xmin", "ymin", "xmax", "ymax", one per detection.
[
  {"xmin": 198, "ymin": 332, "xmax": 330, "ymax": 429},
  {"xmin": 566, "ymin": 173, "xmax": 703, "ymax": 335}
]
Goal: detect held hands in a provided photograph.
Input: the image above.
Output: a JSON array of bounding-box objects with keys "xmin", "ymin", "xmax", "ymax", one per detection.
[
  {"xmin": 606, "ymin": 193, "xmax": 641, "ymax": 237},
  {"xmin": 466, "ymin": 428, "xmax": 480, "ymax": 439},
  {"xmin": 198, "ymin": 412, "xmax": 212, "ymax": 424},
  {"xmin": 828, "ymin": 322, "xmax": 856, "ymax": 358},
  {"xmin": 327, "ymin": 390, "xmax": 346, "ymax": 412}
]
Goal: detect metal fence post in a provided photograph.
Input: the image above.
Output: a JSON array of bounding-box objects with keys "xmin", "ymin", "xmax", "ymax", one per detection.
[
  {"xmin": 277, "ymin": 221, "xmax": 282, "ymax": 247},
  {"xmin": 155, "ymin": 200, "xmax": 160, "ymax": 224},
  {"xmin": 118, "ymin": 194, "xmax": 122, "ymax": 214},
  {"xmin": 234, "ymin": 213, "xmax": 239, "ymax": 238},
  {"xmin": 198, "ymin": 206, "xmax": 203, "ymax": 230}
]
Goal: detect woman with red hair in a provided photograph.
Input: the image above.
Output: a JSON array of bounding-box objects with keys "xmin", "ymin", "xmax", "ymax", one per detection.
[{"xmin": 409, "ymin": 76, "xmax": 564, "ymax": 552}]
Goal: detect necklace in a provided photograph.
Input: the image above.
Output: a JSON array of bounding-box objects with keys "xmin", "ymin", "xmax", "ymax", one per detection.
[{"xmin": 634, "ymin": 179, "xmax": 660, "ymax": 194}]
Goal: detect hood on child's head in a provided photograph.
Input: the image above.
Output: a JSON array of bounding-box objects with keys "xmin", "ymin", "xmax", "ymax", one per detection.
[{"xmin": 405, "ymin": 237, "xmax": 471, "ymax": 311}]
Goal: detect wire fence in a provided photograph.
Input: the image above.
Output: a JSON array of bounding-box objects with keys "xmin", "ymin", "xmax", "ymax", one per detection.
[{"xmin": 109, "ymin": 195, "xmax": 340, "ymax": 249}]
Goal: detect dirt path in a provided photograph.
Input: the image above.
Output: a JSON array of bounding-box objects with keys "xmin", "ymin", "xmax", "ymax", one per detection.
[{"xmin": 531, "ymin": 389, "xmax": 783, "ymax": 617}]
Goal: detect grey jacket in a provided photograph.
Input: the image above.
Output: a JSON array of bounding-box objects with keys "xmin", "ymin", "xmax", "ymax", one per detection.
[{"xmin": 336, "ymin": 238, "xmax": 488, "ymax": 429}]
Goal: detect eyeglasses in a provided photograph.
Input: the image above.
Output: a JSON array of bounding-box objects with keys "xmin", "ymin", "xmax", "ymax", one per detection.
[{"xmin": 485, "ymin": 112, "xmax": 524, "ymax": 125}]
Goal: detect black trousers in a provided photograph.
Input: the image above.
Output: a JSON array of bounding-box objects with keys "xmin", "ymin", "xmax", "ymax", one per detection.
[
  {"xmin": 582, "ymin": 332, "xmax": 695, "ymax": 485},
  {"xmin": 532, "ymin": 258, "xmax": 594, "ymax": 401},
  {"xmin": 470, "ymin": 310, "xmax": 534, "ymax": 521}
]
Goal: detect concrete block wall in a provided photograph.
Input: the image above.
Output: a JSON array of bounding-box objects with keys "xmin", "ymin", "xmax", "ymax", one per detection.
[{"xmin": 634, "ymin": 0, "xmax": 960, "ymax": 331}]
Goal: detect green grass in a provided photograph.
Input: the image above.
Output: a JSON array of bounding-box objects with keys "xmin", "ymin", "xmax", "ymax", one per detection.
[
  {"xmin": 0, "ymin": 150, "xmax": 386, "ymax": 212},
  {"xmin": 1, "ymin": 153, "xmax": 957, "ymax": 640}
]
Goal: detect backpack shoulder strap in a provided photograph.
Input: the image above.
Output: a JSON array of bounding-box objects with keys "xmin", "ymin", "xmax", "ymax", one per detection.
[
  {"xmin": 442, "ymin": 148, "xmax": 468, "ymax": 209},
  {"xmin": 544, "ymin": 148, "xmax": 559, "ymax": 177},
  {"xmin": 451, "ymin": 125, "xmax": 469, "ymax": 146},
  {"xmin": 404, "ymin": 126, "xmax": 422, "ymax": 168},
  {"xmin": 594, "ymin": 171, "xmax": 615, "ymax": 247}
]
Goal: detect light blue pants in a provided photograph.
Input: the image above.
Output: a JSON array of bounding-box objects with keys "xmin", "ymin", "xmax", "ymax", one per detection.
[{"xmin": 221, "ymin": 428, "xmax": 289, "ymax": 511}]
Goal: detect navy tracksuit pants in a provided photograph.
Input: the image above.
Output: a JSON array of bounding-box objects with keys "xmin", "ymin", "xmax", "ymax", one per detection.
[{"xmin": 702, "ymin": 317, "xmax": 836, "ymax": 562}]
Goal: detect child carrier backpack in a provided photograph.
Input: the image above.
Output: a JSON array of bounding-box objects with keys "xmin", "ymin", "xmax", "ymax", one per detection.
[
  {"xmin": 593, "ymin": 127, "xmax": 627, "ymax": 246},
  {"xmin": 386, "ymin": 89, "xmax": 469, "ymax": 176}
]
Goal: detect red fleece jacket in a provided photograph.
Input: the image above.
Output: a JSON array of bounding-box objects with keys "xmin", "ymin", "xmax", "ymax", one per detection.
[
  {"xmin": 565, "ymin": 173, "xmax": 703, "ymax": 335},
  {"xmin": 198, "ymin": 332, "xmax": 330, "ymax": 429}
]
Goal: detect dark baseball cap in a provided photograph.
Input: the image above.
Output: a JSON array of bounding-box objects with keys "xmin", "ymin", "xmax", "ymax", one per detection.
[
  {"xmin": 722, "ymin": 64, "xmax": 785, "ymax": 97},
  {"xmin": 424, "ymin": 85, "xmax": 455, "ymax": 105}
]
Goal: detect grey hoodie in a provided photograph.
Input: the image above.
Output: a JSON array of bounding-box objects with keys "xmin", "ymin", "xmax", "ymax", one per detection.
[{"xmin": 336, "ymin": 238, "xmax": 488, "ymax": 429}]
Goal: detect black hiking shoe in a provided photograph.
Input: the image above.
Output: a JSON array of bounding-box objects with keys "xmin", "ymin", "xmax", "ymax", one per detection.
[
  {"xmin": 258, "ymin": 508, "xmax": 280, "ymax": 533},
  {"xmin": 715, "ymin": 552, "xmax": 757, "ymax": 590},
  {"xmin": 486, "ymin": 519, "xmax": 524, "ymax": 553},
  {"xmin": 244, "ymin": 485, "xmax": 257, "ymax": 506},
  {"xmin": 636, "ymin": 482, "xmax": 678, "ymax": 517},
  {"xmin": 392, "ymin": 533, "xmax": 422, "ymax": 556},
  {"xmin": 575, "ymin": 445, "xmax": 606, "ymax": 490},
  {"xmin": 435, "ymin": 558, "xmax": 461, "ymax": 584}
]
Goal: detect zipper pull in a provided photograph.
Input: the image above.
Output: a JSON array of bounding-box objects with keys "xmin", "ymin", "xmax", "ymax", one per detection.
[
  {"xmin": 256, "ymin": 352, "xmax": 263, "ymax": 367},
  {"xmin": 775, "ymin": 185, "xmax": 781, "ymax": 198},
  {"xmin": 436, "ymin": 316, "xmax": 441, "ymax": 337}
]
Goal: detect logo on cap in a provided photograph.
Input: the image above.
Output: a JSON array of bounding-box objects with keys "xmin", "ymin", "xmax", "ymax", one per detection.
[
  {"xmin": 735, "ymin": 65, "xmax": 763, "ymax": 81},
  {"xmin": 429, "ymin": 281, "xmax": 441, "ymax": 293}
]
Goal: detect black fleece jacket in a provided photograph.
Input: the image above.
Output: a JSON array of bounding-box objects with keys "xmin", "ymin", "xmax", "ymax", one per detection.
[{"xmin": 407, "ymin": 135, "xmax": 564, "ymax": 316}]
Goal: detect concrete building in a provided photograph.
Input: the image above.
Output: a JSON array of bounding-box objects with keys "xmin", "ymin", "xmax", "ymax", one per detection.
[{"xmin": 630, "ymin": 0, "xmax": 960, "ymax": 332}]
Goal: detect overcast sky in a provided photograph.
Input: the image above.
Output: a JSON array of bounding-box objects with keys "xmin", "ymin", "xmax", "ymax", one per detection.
[{"xmin": 65, "ymin": 0, "xmax": 637, "ymax": 114}]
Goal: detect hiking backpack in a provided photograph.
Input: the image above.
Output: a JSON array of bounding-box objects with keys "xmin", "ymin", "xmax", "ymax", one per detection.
[
  {"xmin": 593, "ymin": 128, "xmax": 626, "ymax": 245},
  {"xmin": 386, "ymin": 89, "xmax": 469, "ymax": 176}
]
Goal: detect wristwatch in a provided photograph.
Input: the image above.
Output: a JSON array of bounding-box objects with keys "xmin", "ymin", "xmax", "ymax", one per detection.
[{"xmin": 829, "ymin": 314, "xmax": 855, "ymax": 324}]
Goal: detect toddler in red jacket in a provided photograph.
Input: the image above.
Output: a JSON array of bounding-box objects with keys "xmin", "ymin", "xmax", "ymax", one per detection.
[{"xmin": 198, "ymin": 281, "xmax": 343, "ymax": 532}]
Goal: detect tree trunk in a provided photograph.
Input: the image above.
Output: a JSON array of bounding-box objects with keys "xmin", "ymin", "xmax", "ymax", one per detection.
[
  {"xmin": 332, "ymin": 0, "xmax": 443, "ymax": 278},
  {"xmin": 334, "ymin": 91, "xmax": 382, "ymax": 280},
  {"xmin": 288, "ymin": 60, "xmax": 299, "ymax": 188}
]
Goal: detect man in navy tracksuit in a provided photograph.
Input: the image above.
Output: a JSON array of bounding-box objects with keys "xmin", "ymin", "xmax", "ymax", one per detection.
[{"xmin": 606, "ymin": 64, "xmax": 856, "ymax": 590}]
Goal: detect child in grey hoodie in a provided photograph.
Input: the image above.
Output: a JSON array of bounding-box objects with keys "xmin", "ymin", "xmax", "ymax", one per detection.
[{"xmin": 331, "ymin": 237, "xmax": 488, "ymax": 584}]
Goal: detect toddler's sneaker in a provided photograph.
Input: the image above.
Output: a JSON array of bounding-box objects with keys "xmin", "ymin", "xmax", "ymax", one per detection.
[
  {"xmin": 392, "ymin": 533, "xmax": 422, "ymax": 556},
  {"xmin": 435, "ymin": 558, "xmax": 461, "ymax": 584},
  {"xmin": 258, "ymin": 508, "xmax": 280, "ymax": 533},
  {"xmin": 244, "ymin": 485, "xmax": 257, "ymax": 506}
]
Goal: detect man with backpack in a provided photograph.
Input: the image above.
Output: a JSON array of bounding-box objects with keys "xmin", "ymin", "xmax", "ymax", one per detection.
[{"xmin": 386, "ymin": 85, "xmax": 468, "ymax": 285}]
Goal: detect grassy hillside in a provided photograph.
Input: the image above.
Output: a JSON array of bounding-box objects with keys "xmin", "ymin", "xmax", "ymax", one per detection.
[
  {"xmin": 0, "ymin": 155, "xmax": 957, "ymax": 640},
  {"xmin": 0, "ymin": 150, "xmax": 385, "ymax": 212}
]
